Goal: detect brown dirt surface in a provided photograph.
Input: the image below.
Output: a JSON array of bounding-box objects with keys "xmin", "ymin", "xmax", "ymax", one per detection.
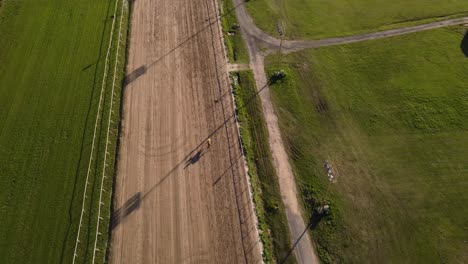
[{"xmin": 109, "ymin": 0, "xmax": 262, "ymax": 263}]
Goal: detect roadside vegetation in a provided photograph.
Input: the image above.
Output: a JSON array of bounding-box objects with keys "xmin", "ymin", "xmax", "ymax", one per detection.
[
  {"xmin": 246, "ymin": 0, "xmax": 468, "ymax": 39},
  {"xmin": 219, "ymin": 0, "xmax": 249, "ymax": 63},
  {"xmin": 232, "ymin": 71, "xmax": 296, "ymax": 264},
  {"xmin": 0, "ymin": 0, "xmax": 128, "ymax": 263},
  {"xmin": 266, "ymin": 27, "xmax": 468, "ymax": 263}
]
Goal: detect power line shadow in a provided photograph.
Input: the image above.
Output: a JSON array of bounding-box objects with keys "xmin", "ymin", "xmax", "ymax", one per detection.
[
  {"xmin": 279, "ymin": 213, "xmax": 325, "ymax": 264},
  {"xmin": 213, "ymin": 154, "xmax": 243, "ymax": 185}
]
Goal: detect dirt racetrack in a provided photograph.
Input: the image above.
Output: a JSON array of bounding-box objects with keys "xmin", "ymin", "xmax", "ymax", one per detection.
[{"xmin": 109, "ymin": 0, "xmax": 262, "ymax": 263}]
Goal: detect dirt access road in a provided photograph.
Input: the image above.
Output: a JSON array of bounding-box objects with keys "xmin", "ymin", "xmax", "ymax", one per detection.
[{"xmin": 109, "ymin": 0, "xmax": 262, "ymax": 263}]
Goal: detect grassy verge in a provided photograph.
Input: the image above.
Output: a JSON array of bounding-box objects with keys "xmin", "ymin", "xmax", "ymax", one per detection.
[
  {"xmin": 232, "ymin": 71, "xmax": 296, "ymax": 264},
  {"xmin": 87, "ymin": 1, "xmax": 130, "ymax": 262},
  {"xmin": 218, "ymin": 0, "xmax": 249, "ymax": 63},
  {"xmin": 266, "ymin": 27, "xmax": 468, "ymax": 263},
  {"xmin": 245, "ymin": 0, "xmax": 468, "ymax": 39},
  {"xmin": 0, "ymin": 0, "xmax": 129, "ymax": 263}
]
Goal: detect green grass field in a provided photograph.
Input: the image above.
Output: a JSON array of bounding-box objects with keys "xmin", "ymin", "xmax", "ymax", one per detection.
[
  {"xmin": 266, "ymin": 27, "xmax": 468, "ymax": 263},
  {"xmin": 246, "ymin": 0, "xmax": 468, "ymax": 39},
  {"xmin": 232, "ymin": 71, "xmax": 296, "ymax": 264},
  {"xmin": 0, "ymin": 0, "xmax": 128, "ymax": 263}
]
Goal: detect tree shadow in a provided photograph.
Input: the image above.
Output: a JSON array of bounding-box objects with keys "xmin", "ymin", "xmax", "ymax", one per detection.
[
  {"xmin": 461, "ymin": 31, "xmax": 468, "ymax": 57},
  {"xmin": 309, "ymin": 212, "xmax": 326, "ymax": 230}
]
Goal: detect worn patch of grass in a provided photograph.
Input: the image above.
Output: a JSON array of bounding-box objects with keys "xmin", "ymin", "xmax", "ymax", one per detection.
[
  {"xmin": 266, "ymin": 27, "xmax": 468, "ymax": 263},
  {"xmin": 0, "ymin": 0, "xmax": 128, "ymax": 263},
  {"xmin": 232, "ymin": 70, "xmax": 296, "ymax": 264},
  {"xmin": 219, "ymin": 0, "xmax": 249, "ymax": 63},
  {"xmin": 246, "ymin": 0, "xmax": 468, "ymax": 39}
]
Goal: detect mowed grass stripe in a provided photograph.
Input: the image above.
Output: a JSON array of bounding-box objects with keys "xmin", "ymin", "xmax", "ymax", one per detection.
[{"xmin": 0, "ymin": 0, "xmax": 127, "ymax": 263}]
